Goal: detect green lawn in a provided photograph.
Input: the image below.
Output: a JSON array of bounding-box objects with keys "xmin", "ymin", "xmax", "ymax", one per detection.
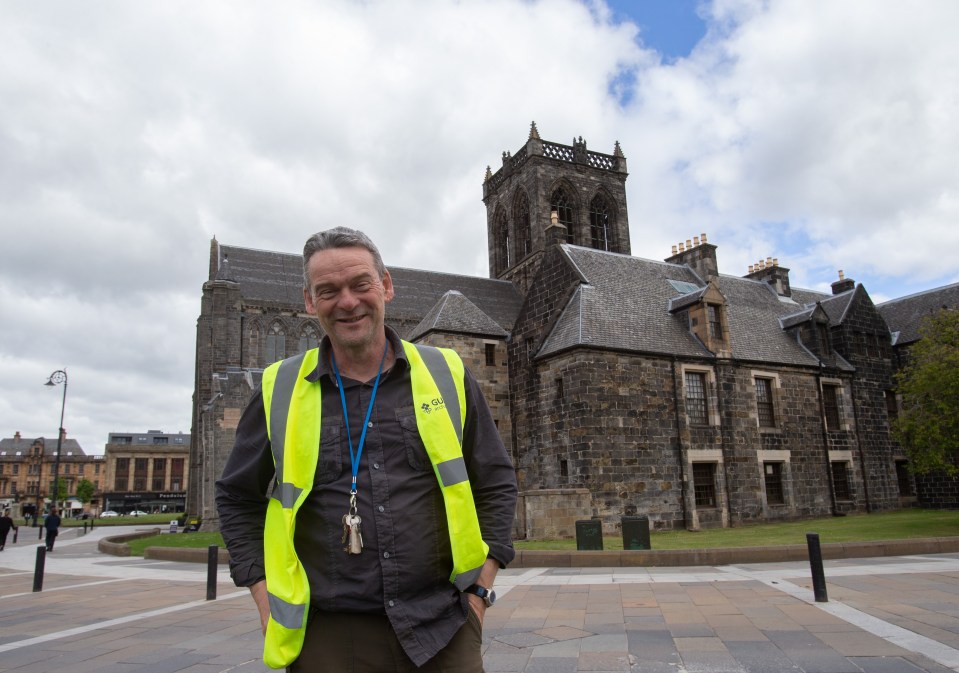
[
  {"xmin": 515, "ymin": 509, "xmax": 959, "ymax": 551},
  {"xmin": 117, "ymin": 509, "xmax": 959, "ymax": 556}
]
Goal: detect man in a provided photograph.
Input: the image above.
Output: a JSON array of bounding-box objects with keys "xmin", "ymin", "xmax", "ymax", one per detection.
[
  {"xmin": 216, "ymin": 227, "xmax": 517, "ymax": 672},
  {"xmin": 0, "ymin": 509, "xmax": 17, "ymax": 550},
  {"xmin": 43, "ymin": 507, "xmax": 61, "ymax": 552}
]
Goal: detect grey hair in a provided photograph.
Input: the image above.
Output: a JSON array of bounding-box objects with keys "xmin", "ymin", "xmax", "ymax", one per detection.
[{"xmin": 302, "ymin": 227, "xmax": 387, "ymax": 291}]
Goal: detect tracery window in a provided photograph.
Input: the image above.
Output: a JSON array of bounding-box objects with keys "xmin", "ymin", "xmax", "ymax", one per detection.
[
  {"xmin": 588, "ymin": 193, "xmax": 612, "ymax": 251},
  {"xmin": 493, "ymin": 208, "xmax": 510, "ymax": 274},
  {"xmin": 267, "ymin": 322, "xmax": 286, "ymax": 364},
  {"xmin": 298, "ymin": 325, "xmax": 319, "ymax": 353},
  {"xmin": 550, "ymin": 186, "xmax": 575, "ymax": 244},
  {"xmin": 513, "ymin": 191, "xmax": 531, "ymax": 260}
]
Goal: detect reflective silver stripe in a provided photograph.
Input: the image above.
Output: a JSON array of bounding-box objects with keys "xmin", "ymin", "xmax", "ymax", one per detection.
[
  {"xmin": 436, "ymin": 457, "xmax": 468, "ymax": 487},
  {"xmin": 268, "ymin": 591, "xmax": 306, "ymax": 630},
  {"xmin": 269, "ymin": 353, "xmax": 306, "ymax": 479},
  {"xmin": 452, "ymin": 564, "xmax": 483, "ymax": 591},
  {"xmin": 271, "ymin": 481, "xmax": 302, "ymax": 509},
  {"xmin": 415, "ymin": 344, "xmax": 462, "ymax": 446}
]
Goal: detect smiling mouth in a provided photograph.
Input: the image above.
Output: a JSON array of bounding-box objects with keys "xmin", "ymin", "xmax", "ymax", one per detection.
[{"xmin": 338, "ymin": 315, "xmax": 366, "ymax": 324}]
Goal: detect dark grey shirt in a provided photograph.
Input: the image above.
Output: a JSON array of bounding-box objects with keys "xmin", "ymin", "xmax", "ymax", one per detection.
[{"xmin": 216, "ymin": 328, "xmax": 517, "ymax": 666}]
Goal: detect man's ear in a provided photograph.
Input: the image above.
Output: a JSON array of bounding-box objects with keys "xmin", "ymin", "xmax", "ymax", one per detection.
[
  {"xmin": 303, "ymin": 287, "xmax": 316, "ymax": 315},
  {"xmin": 383, "ymin": 270, "xmax": 395, "ymax": 302}
]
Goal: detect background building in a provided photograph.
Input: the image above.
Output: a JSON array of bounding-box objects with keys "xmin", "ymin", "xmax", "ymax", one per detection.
[
  {"xmin": 0, "ymin": 430, "xmax": 104, "ymax": 516},
  {"xmin": 190, "ymin": 123, "xmax": 957, "ymax": 536},
  {"xmin": 102, "ymin": 430, "xmax": 189, "ymax": 514}
]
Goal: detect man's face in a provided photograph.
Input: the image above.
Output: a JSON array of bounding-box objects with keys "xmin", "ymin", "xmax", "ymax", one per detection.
[{"xmin": 303, "ymin": 246, "xmax": 393, "ymax": 354}]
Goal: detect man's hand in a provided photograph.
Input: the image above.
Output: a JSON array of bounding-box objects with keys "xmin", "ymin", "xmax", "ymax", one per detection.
[
  {"xmin": 249, "ymin": 580, "xmax": 271, "ymax": 634},
  {"xmin": 466, "ymin": 557, "xmax": 500, "ymax": 625}
]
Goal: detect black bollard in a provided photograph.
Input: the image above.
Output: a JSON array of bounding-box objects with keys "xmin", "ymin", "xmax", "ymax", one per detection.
[
  {"xmin": 39, "ymin": 526, "xmax": 43, "ymax": 540},
  {"xmin": 33, "ymin": 546, "xmax": 46, "ymax": 592},
  {"xmin": 83, "ymin": 521, "xmax": 88, "ymax": 535},
  {"xmin": 806, "ymin": 532, "xmax": 828, "ymax": 602},
  {"xmin": 206, "ymin": 545, "xmax": 218, "ymax": 600}
]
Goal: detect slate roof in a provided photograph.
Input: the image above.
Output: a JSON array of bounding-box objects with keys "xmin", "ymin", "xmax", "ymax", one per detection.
[
  {"xmin": 877, "ymin": 281, "xmax": 959, "ymax": 346},
  {"xmin": 0, "ymin": 436, "xmax": 86, "ymax": 456},
  {"xmin": 539, "ymin": 245, "xmax": 849, "ymax": 369},
  {"xmin": 408, "ymin": 291, "xmax": 509, "ymax": 341},
  {"xmin": 216, "ymin": 244, "xmax": 524, "ymax": 334}
]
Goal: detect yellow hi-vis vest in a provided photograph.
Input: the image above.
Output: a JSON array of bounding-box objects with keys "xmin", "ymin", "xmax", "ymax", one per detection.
[{"xmin": 258, "ymin": 340, "xmax": 490, "ymax": 669}]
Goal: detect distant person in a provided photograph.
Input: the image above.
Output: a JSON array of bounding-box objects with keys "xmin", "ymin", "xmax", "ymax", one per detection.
[
  {"xmin": 44, "ymin": 507, "xmax": 62, "ymax": 552},
  {"xmin": 0, "ymin": 509, "xmax": 17, "ymax": 550}
]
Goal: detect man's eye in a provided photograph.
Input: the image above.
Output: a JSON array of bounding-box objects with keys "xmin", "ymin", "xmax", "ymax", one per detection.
[
  {"xmin": 317, "ymin": 290, "xmax": 337, "ymax": 300},
  {"xmin": 354, "ymin": 282, "xmax": 372, "ymax": 292}
]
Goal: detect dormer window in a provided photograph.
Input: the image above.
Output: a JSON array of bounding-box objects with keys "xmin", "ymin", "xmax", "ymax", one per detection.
[
  {"xmin": 707, "ymin": 304, "xmax": 722, "ymax": 340},
  {"xmin": 818, "ymin": 323, "xmax": 831, "ymax": 356}
]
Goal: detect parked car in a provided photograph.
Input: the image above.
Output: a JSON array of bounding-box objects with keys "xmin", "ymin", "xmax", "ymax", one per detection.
[
  {"xmin": 100, "ymin": 510, "xmax": 119, "ymax": 517},
  {"xmin": 129, "ymin": 510, "xmax": 148, "ymax": 516}
]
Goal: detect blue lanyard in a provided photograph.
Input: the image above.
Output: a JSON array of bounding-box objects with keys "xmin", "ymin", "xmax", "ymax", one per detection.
[{"xmin": 330, "ymin": 341, "xmax": 389, "ymax": 501}]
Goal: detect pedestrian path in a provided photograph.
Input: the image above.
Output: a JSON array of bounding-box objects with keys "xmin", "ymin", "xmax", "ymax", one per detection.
[{"xmin": 2, "ymin": 528, "xmax": 959, "ymax": 672}]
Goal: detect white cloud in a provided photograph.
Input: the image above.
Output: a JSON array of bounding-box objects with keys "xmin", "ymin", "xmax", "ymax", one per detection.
[{"xmin": 1, "ymin": 0, "xmax": 958, "ymax": 454}]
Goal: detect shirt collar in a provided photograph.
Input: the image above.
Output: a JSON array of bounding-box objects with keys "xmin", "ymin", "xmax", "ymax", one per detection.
[{"xmin": 304, "ymin": 325, "xmax": 407, "ymax": 383}]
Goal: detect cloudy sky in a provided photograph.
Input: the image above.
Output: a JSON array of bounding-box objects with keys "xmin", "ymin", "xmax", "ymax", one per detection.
[{"xmin": 2, "ymin": 0, "xmax": 958, "ymax": 457}]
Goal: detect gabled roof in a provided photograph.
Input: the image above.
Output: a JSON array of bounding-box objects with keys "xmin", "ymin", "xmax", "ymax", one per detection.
[
  {"xmin": 0, "ymin": 436, "xmax": 86, "ymax": 456},
  {"xmin": 409, "ymin": 291, "xmax": 508, "ymax": 341},
  {"xmin": 878, "ymin": 281, "xmax": 959, "ymax": 346},
  {"xmin": 216, "ymin": 243, "xmax": 524, "ymax": 335},
  {"xmin": 538, "ymin": 245, "xmax": 846, "ymax": 368},
  {"xmin": 817, "ymin": 289, "xmax": 857, "ymax": 324}
]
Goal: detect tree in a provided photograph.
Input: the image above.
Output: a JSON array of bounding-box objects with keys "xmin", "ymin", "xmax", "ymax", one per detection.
[
  {"xmin": 893, "ymin": 309, "xmax": 959, "ymax": 475},
  {"xmin": 75, "ymin": 478, "xmax": 95, "ymax": 504}
]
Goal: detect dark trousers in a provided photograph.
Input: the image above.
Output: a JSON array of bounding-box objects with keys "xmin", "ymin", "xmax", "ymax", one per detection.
[
  {"xmin": 290, "ymin": 609, "xmax": 484, "ymax": 673},
  {"xmin": 45, "ymin": 530, "xmax": 57, "ymax": 551}
]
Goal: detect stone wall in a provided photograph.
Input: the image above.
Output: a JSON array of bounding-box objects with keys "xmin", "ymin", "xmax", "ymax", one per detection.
[{"xmin": 517, "ymin": 488, "xmax": 592, "ymax": 539}]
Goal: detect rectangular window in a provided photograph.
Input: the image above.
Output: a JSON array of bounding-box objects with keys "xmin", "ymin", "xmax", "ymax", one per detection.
[
  {"xmin": 823, "ymin": 384, "xmax": 842, "ymax": 431},
  {"xmin": 764, "ymin": 462, "xmax": 785, "ymax": 505},
  {"xmin": 485, "ymin": 343, "xmax": 496, "ymax": 366},
  {"xmin": 885, "ymin": 390, "xmax": 898, "ymax": 421},
  {"xmin": 95, "ymin": 463, "xmax": 101, "ymax": 474},
  {"xmin": 560, "ymin": 458, "xmax": 568, "ymax": 478},
  {"xmin": 115, "ymin": 458, "xmax": 129, "ymax": 491},
  {"xmin": 13, "ymin": 464, "xmax": 19, "ymax": 475},
  {"xmin": 819, "ymin": 323, "xmax": 832, "ymax": 355},
  {"xmin": 685, "ymin": 372, "xmax": 709, "ymax": 425},
  {"xmin": 525, "ymin": 338, "xmax": 535, "ymax": 360},
  {"xmin": 78, "ymin": 463, "xmax": 84, "ymax": 475},
  {"xmin": 896, "ymin": 460, "xmax": 913, "ymax": 497},
  {"xmin": 707, "ymin": 305, "xmax": 722, "ymax": 339},
  {"xmin": 152, "ymin": 458, "xmax": 167, "ymax": 491},
  {"xmin": 831, "ymin": 461, "xmax": 851, "ymax": 500},
  {"xmin": 755, "ymin": 378, "xmax": 776, "ymax": 428},
  {"xmin": 692, "ymin": 462, "xmax": 717, "ymax": 508},
  {"xmin": 133, "ymin": 458, "xmax": 149, "ymax": 491},
  {"xmin": 64, "ymin": 464, "xmax": 70, "ymax": 474},
  {"xmin": 113, "ymin": 436, "xmax": 132, "ymax": 445},
  {"xmin": 170, "ymin": 458, "xmax": 184, "ymax": 491},
  {"xmin": 555, "ymin": 377, "xmax": 564, "ymax": 399},
  {"xmin": 153, "ymin": 436, "xmax": 169, "ymax": 445}
]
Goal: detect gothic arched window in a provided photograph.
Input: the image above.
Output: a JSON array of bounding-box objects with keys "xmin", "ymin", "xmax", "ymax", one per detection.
[
  {"xmin": 589, "ymin": 193, "xmax": 613, "ymax": 251},
  {"xmin": 493, "ymin": 208, "xmax": 510, "ymax": 275},
  {"xmin": 247, "ymin": 322, "xmax": 260, "ymax": 367},
  {"xmin": 298, "ymin": 325, "xmax": 319, "ymax": 353},
  {"xmin": 513, "ymin": 190, "xmax": 531, "ymax": 260},
  {"xmin": 266, "ymin": 321, "xmax": 286, "ymax": 364},
  {"xmin": 550, "ymin": 186, "xmax": 575, "ymax": 244}
]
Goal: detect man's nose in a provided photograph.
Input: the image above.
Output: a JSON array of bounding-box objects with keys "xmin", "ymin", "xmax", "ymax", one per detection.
[{"xmin": 337, "ymin": 290, "xmax": 360, "ymax": 310}]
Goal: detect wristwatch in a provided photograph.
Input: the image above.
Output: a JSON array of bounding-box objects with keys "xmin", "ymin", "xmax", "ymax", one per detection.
[{"xmin": 463, "ymin": 583, "xmax": 496, "ymax": 607}]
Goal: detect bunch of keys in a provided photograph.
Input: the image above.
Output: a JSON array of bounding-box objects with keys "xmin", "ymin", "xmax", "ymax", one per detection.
[{"xmin": 341, "ymin": 492, "xmax": 363, "ymax": 554}]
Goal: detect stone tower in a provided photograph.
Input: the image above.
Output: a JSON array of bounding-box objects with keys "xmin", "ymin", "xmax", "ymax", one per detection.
[{"xmin": 482, "ymin": 122, "xmax": 630, "ymax": 295}]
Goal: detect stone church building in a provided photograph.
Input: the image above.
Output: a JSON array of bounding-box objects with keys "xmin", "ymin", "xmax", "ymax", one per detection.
[{"xmin": 190, "ymin": 123, "xmax": 957, "ymax": 537}]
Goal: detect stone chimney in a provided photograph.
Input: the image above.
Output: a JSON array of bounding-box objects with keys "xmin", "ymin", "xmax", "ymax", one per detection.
[
  {"xmin": 831, "ymin": 270, "xmax": 855, "ymax": 295},
  {"xmin": 745, "ymin": 256, "xmax": 792, "ymax": 297},
  {"xmin": 59, "ymin": 428, "xmax": 67, "ymax": 442},
  {"xmin": 14, "ymin": 431, "xmax": 20, "ymax": 441},
  {"xmin": 545, "ymin": 210, "xmax": 567, "ymax": 247},
  {"xmin": 665, "ymin": 233, "xmax": 718, "ymax": 281}
]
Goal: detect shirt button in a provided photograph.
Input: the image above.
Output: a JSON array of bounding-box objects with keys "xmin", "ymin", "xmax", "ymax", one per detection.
[
  {"xmin": 373, "ymin": 462, "xmax": 380, "ymax": 469},
  {"xmin": 384, "ymin": 551, "xmax": 390, "ymax": 559},
  {"xmin": 388, "ymin": 600, "xmax": 395, "ymax": 607},
  {"xmin": 368, "ymin": 421, "xmax": 373, "ymax": 428},
  {"xmin": 378, "ymin": 505, "xmax": 385, "ymax": 512}
]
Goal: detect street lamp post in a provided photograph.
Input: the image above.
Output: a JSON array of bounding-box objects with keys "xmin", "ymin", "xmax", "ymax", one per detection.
[{"xmin": 45, "ymin": 369, "xmax": 68, "ymax": 514}]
